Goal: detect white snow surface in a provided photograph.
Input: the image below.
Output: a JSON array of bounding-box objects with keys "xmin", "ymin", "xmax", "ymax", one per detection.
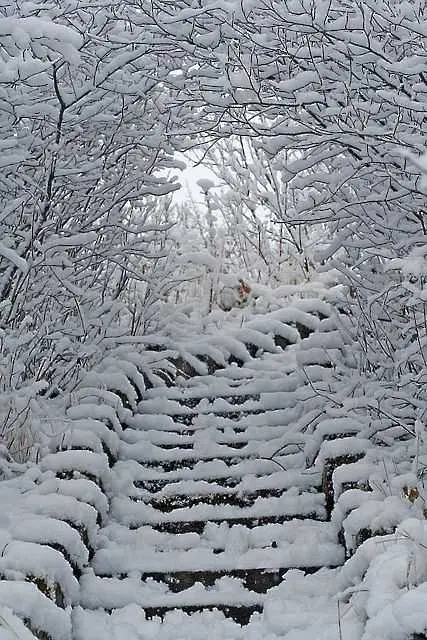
[
  {"xmin": 0, "ymin": 294, "xmax": 425, "ymax": 640},
  {"xmin": 74, "ymin": 569, "xmax": 364, "ymax": 640}
]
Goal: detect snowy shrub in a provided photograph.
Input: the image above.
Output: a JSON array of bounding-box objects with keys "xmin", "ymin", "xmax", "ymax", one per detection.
[{"xmin": 0, "ymin": 2, "xmax": 188, "ymax": 453}]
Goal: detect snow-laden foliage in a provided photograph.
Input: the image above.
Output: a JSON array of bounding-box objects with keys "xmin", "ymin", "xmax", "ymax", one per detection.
[
  {"xmin": 0, "ymin": 1, "xmax": 188, "ymax": 453},
  {"xmin": 146, "ymin": 188, "xmax": 337, "ymax": 314},
  {"xmin": 142, "ymin": 0, "xmax": 427, "ymax": 415},
  {"xmin": 201, "ymin": 139, "xmax": 328, "ymax": 285}
]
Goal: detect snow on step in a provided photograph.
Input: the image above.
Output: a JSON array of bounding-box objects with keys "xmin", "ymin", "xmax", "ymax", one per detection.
[
  {"xmin": 9, "ymin": 516, "xmax": 89, "ymax": 575},
  {"xmin": 130, "ymin": 470, "xmax": 320, "ymax": 499},
  {"xmin": 119, "ymin": 421, "xmax": 308, "ymax": 461},
  {"xmin": 100, "ymin": 518, "xmax": 338, "ymax": 553},
  {"xmin": 0, "ymin": 581, "xmax": 71, "ymax": 640},
  {"xmin": 121, "ymin": 413, "xmax": 311, "ymax": 469},
  {"xmin": 140, "ymin": 379, "xmax": 276, "ymax": 402},
  {"xmin": 133, "ymin": 397, "xmax": 298, "ymax": 421},
  {"xmin": 120, "ymin": 473, "xmax": 321, "ymax": 514},
  {"xmin": 136, "ymin": 376, "xmax": 324, "ymax": 418},
  {"xmin": 72, "ymin": 605, "xmax": 255, "ymax": 640},
  {"xmin": 80, "ymin": 571, "xmax": 266, "ymax": 611},
  {"xmin": 116, "ymin": 454, "xmax": 304, "ymax": 476},
  {"xmin": 125, "ymin": 407, "xmax": 304, "ymax": 438},
  {"xmin": 92, "ymin": 529, "xmax": 343, "ymax": 576},
  {"xmin": 119, "ymin": 433, "xmax": 305, "ymax": 468},
  {"xmin": 128, "ymin": 484, "xmax": 290, "ymax": 512},
  {"xmin": 126, "ymin": 404, "xmax": 303, "ymax": 434},
  {"xmin": 40, "ymin": 451, "xmax": 111, "ymax": 492},
  {"xmin": 140, "ymin": 354, "xmax": 327, "ymax": 398},
  {"xmin": 111, "ymin": 460, "xmax": 320, "ymax": 494},
  {"xmin": 144, "ymin": 389, "xmax": 262, "ymax": 408},
  {"xmin": 34, "ymin": 477, "xmax": 109, "ymax": 525},
  {"xmin": 110, "ymin": 490, "xmax": 326, "ymax": 528},
  {"xmin": 89, "ymin": 521, "xmax": 343, "ymax": 594},
  {"xmin": 0, "ymin": 541, "xmax": 79, "ymax": 606},
  {"xmin": 74, "ymin": 567, "xmax": 358, "ymax": 640}
]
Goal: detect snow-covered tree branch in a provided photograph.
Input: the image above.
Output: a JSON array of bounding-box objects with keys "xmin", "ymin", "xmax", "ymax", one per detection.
[{"xmin": 0, "ymin": 1, "xmax": 187, "ymax": 452}]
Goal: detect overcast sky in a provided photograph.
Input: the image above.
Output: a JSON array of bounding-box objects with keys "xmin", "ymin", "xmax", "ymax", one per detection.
[{"xmin": 172, "ymin": 154, "xmax": 218, "ymax": 203}]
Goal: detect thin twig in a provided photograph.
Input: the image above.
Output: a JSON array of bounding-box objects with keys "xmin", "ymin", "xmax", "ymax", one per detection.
[{"xmin": 337, "ymin": 600, "xmax": 343, "ymax": 640}]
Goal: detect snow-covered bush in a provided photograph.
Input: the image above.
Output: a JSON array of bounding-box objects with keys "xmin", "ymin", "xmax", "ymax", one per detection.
[{"xmin": 0, "ymin": 2, "xmax": 186, "ymax": 453}]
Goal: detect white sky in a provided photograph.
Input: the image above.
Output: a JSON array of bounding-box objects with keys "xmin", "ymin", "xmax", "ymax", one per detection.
[{"xmin": 171, "ymin": 154, "xmax": 218, "ymax": 204}]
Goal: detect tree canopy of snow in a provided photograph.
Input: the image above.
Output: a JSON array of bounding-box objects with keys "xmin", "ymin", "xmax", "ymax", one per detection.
[{"xmin": 0, "ymin": 0, "xmax": 186, "ymax": 456}]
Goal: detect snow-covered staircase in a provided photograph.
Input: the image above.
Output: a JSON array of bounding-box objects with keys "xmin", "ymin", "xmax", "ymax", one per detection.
[
  {"xmin": 5, "ymin": 298, "xmax": 424, "ymax": 639},
  {"xmin": 77, "ymin": 304, "xmax": 347, "ymax": 627}
]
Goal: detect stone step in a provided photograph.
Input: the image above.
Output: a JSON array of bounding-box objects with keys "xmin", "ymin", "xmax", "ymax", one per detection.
[
  {"xmin": 119, "ymin": 440, "xmax": 305, "ymax": 473},
  {"xmin": 112, "ymin": 460, "xmax": 320, "ymax": 491},
  {"xmin": 134, "ymin": 389, "xmax": 312, "ymax": 423},
  {"xmin": 131, "ymin": 486, "xmax": 310, "ymax": 513},
  {"xmin": 156, "ymin": 442, "xmax": 195, "ymax": 450},
  {"xmin": 148, "ymin": 514, "xmax": 320, "ymax": 535},
  {"xmin": 146, "ymin": 440, "xmax": 251, "ymax": 452},
  {"xmin": 143, "ymin": 454, "xmax": 302, "ymax": 474},
  {"xmin": 80, "ymin": 571, "xmax": 265, "ymax": 619},
  {"xmin": 134, "ymin": 475, "xmax": 242, "ymax": 492},
  {"xmin": 111, "ymin": 491, "xmax": 326, "ymax": 530},
  {"xmin": 135, "ymin": 455, "xmax": 259, "ymax": 473},
  {"xmin": 141, "ymin": 363, "xmax": 324, "ymax": 402},
  {"xmin": 164, "ymin": 410, "xmax": 266, "ymax": 427},
  {"xmin": 120, "ymin": 423, "xmax": 306, "ymax": 452},
  {"xmin": 127, "ymin": 406, "xmax": 304, "ymax": 435},
  {"xmin": 172, "ymin": 394, "xmax": 261, "ymax": 409},
  {"xmin": 120, "ymin": 454, "xmax": 302, "ymax": 474},
  {"xmin": 100, "ymin": 519, "xmax": 338, "ymax": 554},
  {"xmin": 93, "ymin": 542, "xmax": 344, "ymax": 580},
  {"xmin": 138, "ymin": 603, "xmax": 263, "ymax": 625},
  {"xmin": 140, "ymin": 565, "xmax": 335, "ymax": 594}
]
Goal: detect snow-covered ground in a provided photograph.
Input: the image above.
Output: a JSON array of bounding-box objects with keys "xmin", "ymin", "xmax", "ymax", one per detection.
[
  {"xmin": 0, "ymin": 293, "xmax": 426, "ymax": 640},
  {"xmin": 74, "ymin": 568, "xmax": 364, "ymax": 640}
]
